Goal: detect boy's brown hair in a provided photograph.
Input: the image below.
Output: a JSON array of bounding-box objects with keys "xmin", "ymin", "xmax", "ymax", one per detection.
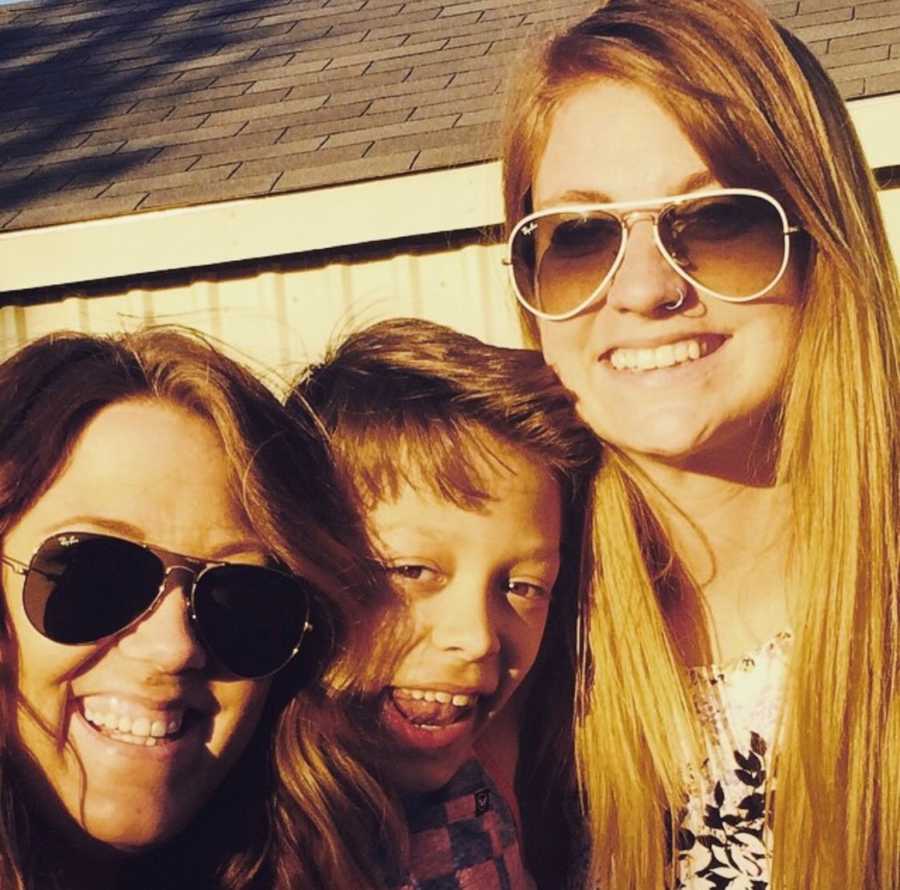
[{"xmin": 289, "ymin": 316, "xmax": 599, "ymax": 887}]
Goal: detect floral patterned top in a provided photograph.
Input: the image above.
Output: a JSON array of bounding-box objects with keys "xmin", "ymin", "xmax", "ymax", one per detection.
[{"xmin": 674, "ymin": 631, "xmax": 793, "ymax": 890}]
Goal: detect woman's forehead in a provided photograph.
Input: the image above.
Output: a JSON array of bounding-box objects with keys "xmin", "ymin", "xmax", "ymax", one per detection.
[
  {"xmin": 532, "ymin": 81, "xmax": 712, "ymax": 209},
  {"xmin": 5, "ymin": 400, "xmax": 255, "ymax": 562}
]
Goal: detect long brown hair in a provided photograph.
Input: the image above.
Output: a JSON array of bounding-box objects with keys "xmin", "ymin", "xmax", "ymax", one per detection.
[
  {"xmin": 291, "ymin": 317, "xmax": 599, "ymax": 888},
  {"xmin": 0, "ymin": 327, "xmax": 401, "ymax": 889},
  {"xmin": 501, "ymin": 2, "xmax": 900, "ymax": 888}
]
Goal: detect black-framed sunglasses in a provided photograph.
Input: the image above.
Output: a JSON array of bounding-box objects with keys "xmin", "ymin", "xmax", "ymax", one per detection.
[
  {"xmin": 506, "ymin": 188, "xmax": 805, "ymax": 321},
  {"xmin": 0, "ymin": 532, "xmax": 316, "ymax": 679}
]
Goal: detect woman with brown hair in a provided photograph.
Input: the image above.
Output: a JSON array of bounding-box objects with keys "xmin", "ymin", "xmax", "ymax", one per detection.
[
  {"xmin": 0, "ymin": 327, "xmax": 401, "ymax": 890},
  {"xmin": 500, "ymin": 1, "xmax": 899, "ymax": 888}
]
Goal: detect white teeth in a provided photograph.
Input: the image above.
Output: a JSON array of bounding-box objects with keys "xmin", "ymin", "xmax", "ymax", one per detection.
[
  {"xmin": 107, "ymin": 731, "xmax": 159, "ymax": 748},
  {"xmin": 82, "ymin": 701, "xmax": 184, "ymax": 742},
  {"xmin": 609, "ymin": 337, "xmax": 709, "ymax": 371},
  {"xmin": 394, "ymin": 688, "xmax": 478, "ymax": 708},
  {"xmin": 656, "ymin": 344, "xmax": 675, "ymax": 367}
]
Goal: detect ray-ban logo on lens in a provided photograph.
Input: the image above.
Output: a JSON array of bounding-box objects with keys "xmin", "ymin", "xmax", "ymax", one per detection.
[
  {"xmin": 58, "ymin": 535, "xmax": 79, "ymax": 547},
  {"xmin": 521, "ymin": 221, "xmax": 538, "ymax": 237}
]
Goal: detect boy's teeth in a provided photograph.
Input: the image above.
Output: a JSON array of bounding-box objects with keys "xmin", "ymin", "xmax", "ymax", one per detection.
[
  {"xmin": 107, "ymin": 732, "xmax": 161, "ymax": 747},
  {"xmin": 394, "ymin": 687, "xmax": 478, "ymax": 708},
  {"xmin": 609, "ymin": 337, "xmax": 706, "ymax": 371}
]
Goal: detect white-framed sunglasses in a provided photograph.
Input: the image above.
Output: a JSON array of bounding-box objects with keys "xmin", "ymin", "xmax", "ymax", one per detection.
[{"xmin": 505, "ymin": 188, "xmax": 805, "ymax": 321}]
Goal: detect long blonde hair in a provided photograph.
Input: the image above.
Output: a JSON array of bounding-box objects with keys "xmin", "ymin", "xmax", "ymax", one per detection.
[{"xmin": 501, "ymin": 1, "xmax": 900, "ymax": 887}]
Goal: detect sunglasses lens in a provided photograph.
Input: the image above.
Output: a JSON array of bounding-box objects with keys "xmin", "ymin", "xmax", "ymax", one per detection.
[
  {"xmin": 193, "ymin": 565, "xmax": 311, "ymax": 678},
  {"xmin": 658, "ymin": 193, "xmax": 787, "ymax": 299},
  {"xmin": 511, "ymin": 211, "xmax": 622, "ymax": 317},
  {"xmin": 24, "ymin": 537, "xmax": 162, "ymax": 644}
]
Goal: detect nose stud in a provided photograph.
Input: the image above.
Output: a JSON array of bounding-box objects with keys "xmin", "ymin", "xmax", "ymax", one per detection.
[{"xmin": 663, "ymin": 283, "xmax": 687, "ymax": 312}]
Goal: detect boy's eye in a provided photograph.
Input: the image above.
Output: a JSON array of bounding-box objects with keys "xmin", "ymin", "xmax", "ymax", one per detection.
[
  {"xmin": 504, "ymin": 579, "xmax": 550, "ymax": 601},
  {"xmin": 384, "ymin": 563, "xmax": 442, "ymax": 592},
  {"xmin": 390, "ymin": 564, "xmax": 429, "ymax": 580}
]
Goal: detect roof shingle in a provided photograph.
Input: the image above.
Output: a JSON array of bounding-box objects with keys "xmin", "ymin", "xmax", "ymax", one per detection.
[{"xmin": 0, "ymin": 0, "xmax": 896, "ymax": 232}]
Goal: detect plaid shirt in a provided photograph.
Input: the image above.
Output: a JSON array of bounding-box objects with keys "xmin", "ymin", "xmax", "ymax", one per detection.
[{"xmin": 392, "ymin": 758, "xmax": 535, "ymax": 890}]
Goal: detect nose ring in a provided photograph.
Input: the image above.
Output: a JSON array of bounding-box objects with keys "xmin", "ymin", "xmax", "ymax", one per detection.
[{"xmin": 663, "ymin": 283, "xmax": 687, "ymax": 312}]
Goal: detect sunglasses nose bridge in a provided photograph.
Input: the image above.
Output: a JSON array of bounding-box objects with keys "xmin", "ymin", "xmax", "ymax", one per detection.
[
  {"xmin": 160, "ymin": 563, "xmax": 201, "ymax": 607},
  {"xmin": 619, "ymin": 208, "xmax": 659, "ymax": 230},
  {"xmin": 620, "ymin": 208, "xmax": 665, "ymax": 249},
  {"xmin": 610, "ymin": 207, "xmax": 674, "ymax": 275},
  {"xmin": 617, "ymin": 208, "xmax": 671, "ymax": 266}
]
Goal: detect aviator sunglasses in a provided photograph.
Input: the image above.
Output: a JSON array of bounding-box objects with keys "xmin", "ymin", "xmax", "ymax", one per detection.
[
  {"xmin": 0, "ymin": 532, "xmax": 316, "ymax": 679},
  {"xmin": 506, "ymin": 188, "xmax": 804, "ymax": 321}
]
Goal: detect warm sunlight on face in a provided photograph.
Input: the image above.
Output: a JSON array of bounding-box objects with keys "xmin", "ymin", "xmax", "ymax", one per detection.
[
  {"xmin": 1, "ymin": 400, "xmax": 270, "ymax": 850},
  {"xmin": 533, "ymin": 81, "xmax": 802, "ymax": 473},
  {"xmin": 366, "ymin": 444, "xmax": 562, "ymax": 793}
]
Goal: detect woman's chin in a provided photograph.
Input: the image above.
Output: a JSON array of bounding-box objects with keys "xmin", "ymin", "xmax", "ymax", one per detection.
[
  {"xmin": 608, "ymin": 425, "xmax": 714, "ymax": 466},
  {"xmin": 63, "ymin": 809, "xmax": 182, "ymax": 855}
]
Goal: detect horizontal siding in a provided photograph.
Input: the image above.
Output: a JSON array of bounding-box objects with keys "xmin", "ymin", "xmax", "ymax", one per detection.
[
  {"xmin": 3, "ymin": 188, "xmax": 899, "ymax": 381},
  {"xmin": 0, "ymin": 238, "xmax": 523, "ymax": 389}
]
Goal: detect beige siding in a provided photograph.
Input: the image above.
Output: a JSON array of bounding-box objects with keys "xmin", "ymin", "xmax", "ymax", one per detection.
[
  {"xmin": 2, "ymin": 191, "xmax": 898, "ymax": 379},
  {"xmin": 882, "ymin": 190, "xmax": 900, "ymax": 265},
  {"xmin": 0, "ymin": 240, "xmax": 523, "ymax": 386}
]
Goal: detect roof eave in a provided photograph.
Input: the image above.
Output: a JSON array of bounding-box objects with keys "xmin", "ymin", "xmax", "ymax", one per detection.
[
  {"xmin": 0, "ymin": 160, "xmax": 503, "ymax": 293},
  {"xmin": 2, "ymin": 91, "xmax": 899, "ymax": 295}
]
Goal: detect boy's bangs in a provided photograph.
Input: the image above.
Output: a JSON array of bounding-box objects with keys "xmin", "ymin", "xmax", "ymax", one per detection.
[{"xmin": 340, "ymin": 418, "xmax": 514, "ymax": 512}]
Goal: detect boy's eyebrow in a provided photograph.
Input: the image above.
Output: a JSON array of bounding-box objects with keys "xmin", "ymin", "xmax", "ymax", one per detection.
[
  {"xmin": 519, "ymin": 549, "xmax": 562, "ymax": 562},
  {"xmin": 370, "ymin": 522, "xmax": 445, "ymax": 540}
]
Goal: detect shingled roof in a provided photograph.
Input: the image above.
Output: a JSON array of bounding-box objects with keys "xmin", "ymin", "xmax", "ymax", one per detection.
[{"xmin": 1, "ymin": 0, "xmax": 898, "ymax": 233}]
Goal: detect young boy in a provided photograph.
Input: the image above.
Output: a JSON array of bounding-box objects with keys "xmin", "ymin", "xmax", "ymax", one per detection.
[{"xmin": 289, "ymin": 318, "xmax": 597, "ymax": 890}]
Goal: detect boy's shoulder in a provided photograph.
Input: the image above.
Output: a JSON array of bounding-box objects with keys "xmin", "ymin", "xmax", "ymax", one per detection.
[{"xmin": 397, "ymin": 758, "xmax": 534, "ymax": 890}]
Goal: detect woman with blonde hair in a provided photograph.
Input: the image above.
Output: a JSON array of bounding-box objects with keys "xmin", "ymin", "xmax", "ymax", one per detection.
[{"xmin": 500, "ymin": 1, "xmax": 899, "ymax": 888}]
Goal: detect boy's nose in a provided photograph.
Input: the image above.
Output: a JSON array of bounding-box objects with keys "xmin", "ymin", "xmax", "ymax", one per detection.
[{"xmin": 429, "ymin": 582, "xmax": 501, "ymax": 663}]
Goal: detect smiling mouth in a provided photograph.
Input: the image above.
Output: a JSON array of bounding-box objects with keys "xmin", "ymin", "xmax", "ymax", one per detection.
[
  {"xmin": 80, "ymin": 702, "xmax": 192, "ymax": 748},
  {"xmin": 390, "ymin": 687, "xmax": 479, "ymax": 728},
  {"xmin": 605, "ymin": 334, "xmax": 727, "ymax": 371}
]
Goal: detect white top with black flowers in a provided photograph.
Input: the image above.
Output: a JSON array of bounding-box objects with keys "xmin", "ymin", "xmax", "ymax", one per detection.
[{"xmin": 674, "ymin": 631, "xmax": 793, "ymax": 890}]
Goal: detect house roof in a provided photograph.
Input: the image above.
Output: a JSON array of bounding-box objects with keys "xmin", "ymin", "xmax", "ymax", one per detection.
[{"xmin": 1, "ymin": 0, "xmax": 899, "ymax": 233}]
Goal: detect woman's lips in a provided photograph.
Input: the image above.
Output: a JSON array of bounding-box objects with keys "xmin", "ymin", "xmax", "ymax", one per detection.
[
  {"xmin": 604, "ymin": 333, "xmax": 728, "ymax": 371},
  {"xmin": 70, "ymin": 705, "xmax": 205, "ymax": 764},
  {"xmin": 82, "ymin": 698, "xmax": 184, "ymax": 746}
]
